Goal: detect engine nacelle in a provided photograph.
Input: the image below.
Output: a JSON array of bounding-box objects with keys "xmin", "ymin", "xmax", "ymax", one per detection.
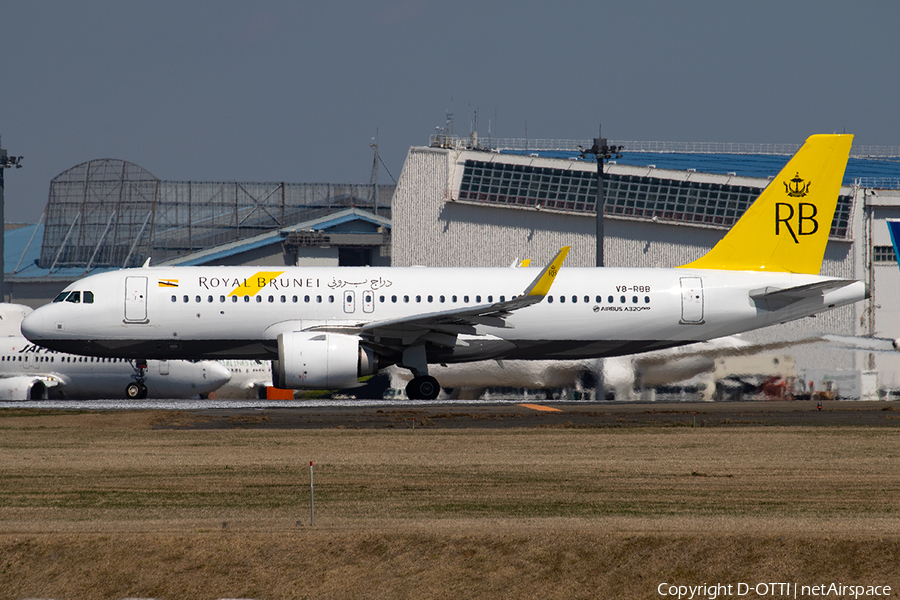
[
  {"xmin": 0, "ymin": 376, "xmax": 53, "ymax": 400},
  {"xmin": 274, "ymin": 332, "xmax": 377, "ymax": 389}
]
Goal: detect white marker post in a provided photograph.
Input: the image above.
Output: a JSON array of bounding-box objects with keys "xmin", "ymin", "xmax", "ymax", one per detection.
[{"xmin": 310, "ymin": 461, "xmax": 315, "ymax": 527}]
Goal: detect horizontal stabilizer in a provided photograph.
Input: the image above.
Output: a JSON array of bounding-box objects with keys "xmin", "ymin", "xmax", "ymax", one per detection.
[{"xmin": 750, "ymin": 279, "xmax": 855, "ymax": 311}]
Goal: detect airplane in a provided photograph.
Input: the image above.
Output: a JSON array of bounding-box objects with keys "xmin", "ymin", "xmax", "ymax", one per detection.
[
  {"xmin": 210, "ymin": 359, "xmax": 274, "ymax": 399},
  {"xmin": 21, "ymin": 134, "xmax": 868, "ymax": 400},
  {"xmin": 0, "ymin": 303, "xmax": 231, "ymax": 400},
  {"xmin": 384, "ymin": 335, "xmax": 827, "ymax": 401}
]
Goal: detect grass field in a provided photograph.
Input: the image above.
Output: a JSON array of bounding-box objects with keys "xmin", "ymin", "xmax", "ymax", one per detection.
[{"xmin": 1, "ymin": 409, "xmax": 900, "ymax": 599}]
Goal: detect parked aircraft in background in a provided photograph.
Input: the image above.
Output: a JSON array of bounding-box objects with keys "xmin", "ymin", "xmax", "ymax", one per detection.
[
  {"xmin": 21, "ymin": 134, "xmax": 867, "ymax": 400},
  {"xmin": 209, "ymin": 359, "xmax": 274, "ymax": 399},
  {"xmin": 0, "ymin": 304, "xmax": 231, "ymax": 400},
  {"xmin": 386, "ymin": 335, "xmax": 825, "ymax": 401}
]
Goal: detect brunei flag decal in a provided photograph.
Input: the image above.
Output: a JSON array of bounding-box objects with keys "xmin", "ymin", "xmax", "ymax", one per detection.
[{"xmin": 158, "ymin": 278, "xmax": 179, "ymax": 288}]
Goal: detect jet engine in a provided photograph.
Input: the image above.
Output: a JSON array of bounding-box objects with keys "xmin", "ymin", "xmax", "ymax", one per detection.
[
  {"xmin": 0, "ymin": 376, "xmax": 56, "ymax": 400},
  {"xmin": 274, "ymin": 332, "xmax": 378, "ymax": 389}
]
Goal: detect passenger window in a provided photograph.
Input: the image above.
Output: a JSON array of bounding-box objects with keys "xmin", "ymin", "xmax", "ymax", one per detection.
[
  {"xmin": 268, "ymin": 296, "xmax": 274, "ymax": 303},
  {"xmin": 452, "ymin": 295, "xmax": 458, "ymax": 303},
  {"xmin": 379, "ymin": 295, "xmax": 385, "ymax": 303},
  {"xmin": 403, "ymin": 295, "xmax": 409, "ymax": 303},
  {"xmin": 475, "ymin": 295, "xmax": 481, "ymax": 303},
  {"xmin": 548, "ymin": 296, "xmax": 554, "ymax": 303},
  {"xmin": 416, "ymin": 295, "xmax": 421, "ymax": 303},
  {"xmin": 620, "ymin": 296, "xmax": 626, "ymax": 303},
  {"xmin": 244, "ymin": 296, "xmax": 250, "ymax": 303},
  {"xmin": 644, "ymin": 296, "xmax": 650, "ymax": 303},
  {"xmin": 208, "ymin": 296, "xmax": 213, "ymax": 303},
  {"xmin": 329, "ymin": 296, "xmax": 334, "ymax": 303},
  {"xmin": 391, "ymin": 295, "xmax": 397, "ymax": 303},
  {"xmin": 256, "ymin": 296, "xmax": 263, "ymax": 303},
  {"xmin": 65, "ymin": 291, "xmax": 81, "ymax": 304},
  {"xmin": 316, "ymin": 296, "xmax": 322, "ymax": 303},
  {"xmin": 632, "ymin": 296, "xmax": 638, "ymax": 303},
  {"xmin": 292, "ymin": 296, "xmax": 298, "ymax": 303},
  {"xmin": 232, "ymin": 296, "xmax": 238, "ymax": 303},
  {"xmin": 488, "ymin": 295, "xmax": 493, "ymax": 302},
  {"xmin": 500, "ymin": 296, "xmax": 505, "ymax": 302},
  {"xmin": 171, "ymin": 295, "xmax": 177, "ymax": 303},
  {"xmin": 83, "ymin": 291, "xmax": 94, "ymax": 304},
  {"xmin": 608, "ymin": 296, "xmax": 614, "ymax": 303},
  {"xmin": 464, "ymin": 296, "xmax": 469, "ymax": 303},
  {"xmin": 427, "ymin": 295, "xmax": 433, "ymax": 303},
  {"xmin": 305, "ymin": 295, "xmax": 310, "ymax": 303},
  {"xmin": 220, "ymin": 296, "xmax": 226, "ymax": 302},
  {"xmin": 440, "ymin": 295, "xmax": 445, "ymax": 303},
  {"xmin": 195, "ymin": 296, "xmax": 201, "ymax": 303},
  {"xmin": 596, "ymin": 296, "xmax": 602, "ymax": 303}
]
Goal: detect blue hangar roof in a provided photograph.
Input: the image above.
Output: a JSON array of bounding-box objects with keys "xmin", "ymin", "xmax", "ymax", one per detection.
[{"xmin": 502, "ymin": 150, "xmax": 900, "ymax": 185}]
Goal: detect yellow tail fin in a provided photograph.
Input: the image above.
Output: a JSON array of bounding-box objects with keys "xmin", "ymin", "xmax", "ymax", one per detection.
[{"xmin": 678, "ymin": 133, "xmax": 853, "ymax": 274}]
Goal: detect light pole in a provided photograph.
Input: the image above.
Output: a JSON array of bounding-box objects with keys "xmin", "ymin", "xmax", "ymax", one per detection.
[
  {"xmin": 0, "ymin": 137, "xmax": 24, "ymax": 302},
  {"xmin": 579, "ymin": 127, "xmax": 623, "ymax": 267}
]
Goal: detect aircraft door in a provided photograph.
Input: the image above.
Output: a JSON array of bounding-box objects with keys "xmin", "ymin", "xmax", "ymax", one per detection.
[
  {"xmin": 362, "ymin": 290, "xmax": 375, "ymax": 313},
  {"xmin": 343, "ymin": 290, "xmax": 356, "ymax": 314},
  {"xmin": 125, "ymin": 276, "xmax": 149, "ymax": 323},
  {"xmin": 679, "ymin": 277, "xmax": 704, "ymax": 324}
]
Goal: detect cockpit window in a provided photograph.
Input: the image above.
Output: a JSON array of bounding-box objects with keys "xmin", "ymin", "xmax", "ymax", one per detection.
[
  {"xmin": 83, "ymin": 291, "xmax": 94, "ymax": 304},
  {"xmin": 53, "ymin": 291, "xmax": 70, "ymax": 303},
  {"xmin": 65, "ymin": 291, "xmax": 81, "ymax": 304}
]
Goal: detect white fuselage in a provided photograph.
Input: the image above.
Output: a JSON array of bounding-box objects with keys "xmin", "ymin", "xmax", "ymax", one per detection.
[
  {"xmin": 21, "ymin": 265, "xmax": 866, "ymax": 365},
  {"xmin": 0, "ymin": 335, "xmax": 232, "ymax": 400}
]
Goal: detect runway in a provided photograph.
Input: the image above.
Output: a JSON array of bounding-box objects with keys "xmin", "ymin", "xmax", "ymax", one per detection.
[{"xmin": 4, "ymin": 398, "xmax": 897, "ymax": 429}]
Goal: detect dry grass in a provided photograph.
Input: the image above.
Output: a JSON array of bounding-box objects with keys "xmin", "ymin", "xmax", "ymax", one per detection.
[{"xmin": 1, "ymin": 410, "xmax": 900, "ymax": 598}]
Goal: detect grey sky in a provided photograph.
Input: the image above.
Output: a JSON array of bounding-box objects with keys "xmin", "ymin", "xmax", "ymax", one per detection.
[{"xmin": 2, "ymin": 1, "xmax": 898, "ymax": 223}]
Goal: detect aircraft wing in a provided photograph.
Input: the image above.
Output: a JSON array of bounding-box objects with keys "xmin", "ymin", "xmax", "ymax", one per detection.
[
  {"xmin": 308, "ymin": 247, "xmax": 570, "ymax": 347},
  {"xmin": 822, "ymin": 334, "xmax": 898, "ymax": 353}
]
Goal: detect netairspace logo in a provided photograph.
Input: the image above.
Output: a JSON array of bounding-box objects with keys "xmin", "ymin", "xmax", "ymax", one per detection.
[{"xmin": 657, "ymin": 582, "xmax": 892, "ymax": 599}]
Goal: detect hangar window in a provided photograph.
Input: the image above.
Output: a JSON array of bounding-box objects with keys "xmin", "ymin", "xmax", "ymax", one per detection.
[{"xmin": 874, "ymin": 246, "xmax": 896, "ymax": 263}]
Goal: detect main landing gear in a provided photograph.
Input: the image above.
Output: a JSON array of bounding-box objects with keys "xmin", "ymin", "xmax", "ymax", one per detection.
[
  {"xmin": 126, "ymin": 359, "xmax": 149, "ymax": 399},
  {"xmin": 400, "ymin": 344, "xmax": 441, "ymax": 400},
  {"xmin": 405, "ymin": 375, "xmax": 440, "ymax": 401}
]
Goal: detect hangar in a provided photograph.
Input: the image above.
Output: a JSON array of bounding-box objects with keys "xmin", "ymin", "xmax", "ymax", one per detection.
[
  {"xmin": 390, "ymin": 134, "xmax": 900, "ymax": 398},
  {"xmin": 6, "ymin": 134, "xmax": 900, "ymax": 398}
]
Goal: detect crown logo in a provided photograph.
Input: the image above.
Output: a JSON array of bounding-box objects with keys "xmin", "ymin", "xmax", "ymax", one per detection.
[{"xmin": 784, "ymin": 172, "xmax": 810, "ymax": 198}]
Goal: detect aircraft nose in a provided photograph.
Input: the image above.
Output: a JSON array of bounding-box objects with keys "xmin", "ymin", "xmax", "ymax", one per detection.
[
  {"xmin": 20, "ymin": 310, "xmax": 44, "ymax": 341},
  {"xmin": 206, "ymin": 361, "xmax": 233, "ymax": 388}
]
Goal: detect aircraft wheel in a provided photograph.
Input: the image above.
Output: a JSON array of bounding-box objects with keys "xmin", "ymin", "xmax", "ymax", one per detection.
[
  {"xmin": 406, "ymin": 376, "xmax": 440, "ymax": 400},
  {"xmin": 126, "ymin": 382, "xmax": 148, "ymax": 400}
]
